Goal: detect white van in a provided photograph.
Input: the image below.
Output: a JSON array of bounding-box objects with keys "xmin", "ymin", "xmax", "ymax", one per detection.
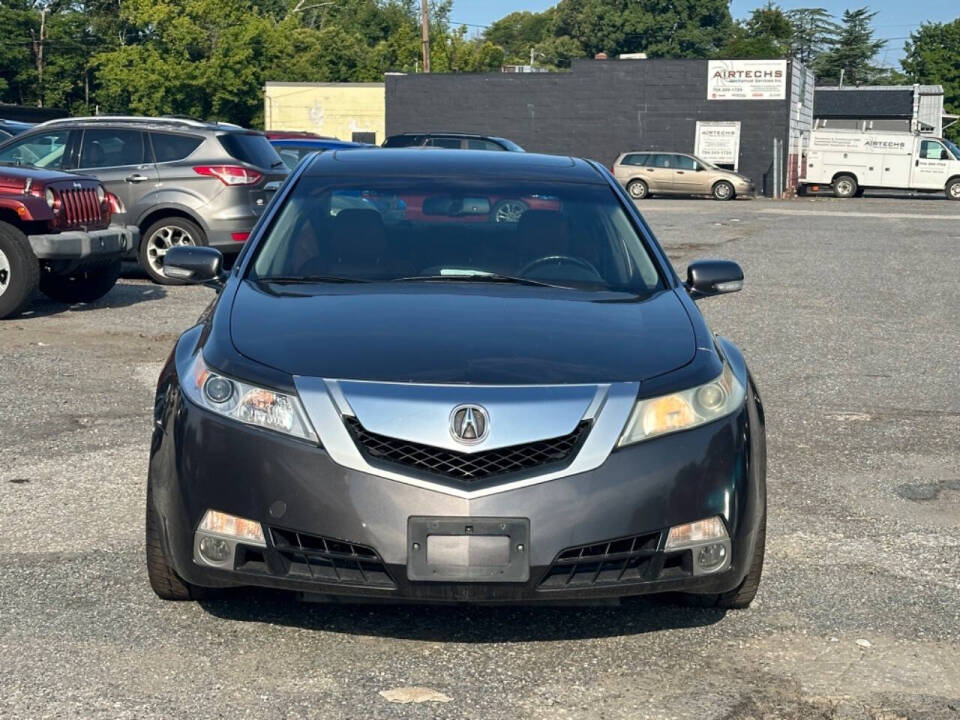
[{"xmin": 799, "ymin": 129, "xmax": 960, "ymax": 200}]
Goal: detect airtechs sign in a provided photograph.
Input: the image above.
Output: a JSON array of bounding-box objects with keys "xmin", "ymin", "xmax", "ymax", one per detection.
[{"xmin": 707, "ymin": 60, "xmax": 787, "ymax": 100}]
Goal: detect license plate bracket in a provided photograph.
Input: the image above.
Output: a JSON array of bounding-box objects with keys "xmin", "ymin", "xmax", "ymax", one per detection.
[{"xmin": 407, "ymin": 516, "xmax": 530, "ymax": 582}]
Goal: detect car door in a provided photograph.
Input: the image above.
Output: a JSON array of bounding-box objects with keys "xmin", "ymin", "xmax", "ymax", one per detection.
[
  {"xmin": 672, "ymin": 154, "xmax": 706, "ymax": 194},
  {"xmin": 74, "ymin": 127, "xmax": 158, "ymax": 220},
  {"xmin": 645, "ymin": 154, "xmax": 677, "ymax": 192},
  {"xmin": 911, "ymin": 139, "xmax": 952, "ymax": 190}
]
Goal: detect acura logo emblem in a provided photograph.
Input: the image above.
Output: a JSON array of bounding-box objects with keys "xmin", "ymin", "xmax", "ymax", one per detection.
[{"xmin": 450, "ymin": 404, "xmax": 489, "ymax": 445}]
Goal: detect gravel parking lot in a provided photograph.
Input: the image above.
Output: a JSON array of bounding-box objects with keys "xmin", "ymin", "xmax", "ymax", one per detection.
[{"xmin": 1, "ymin": 195, "xmax": 958, "ymax": 719}]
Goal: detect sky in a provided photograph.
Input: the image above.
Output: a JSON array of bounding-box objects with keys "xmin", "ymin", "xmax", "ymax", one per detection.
[{"xmin": 449, "ymin": 0, "xmax": 958, "ymax": 66}]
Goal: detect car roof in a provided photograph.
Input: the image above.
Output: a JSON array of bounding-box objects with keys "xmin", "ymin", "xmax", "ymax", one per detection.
[
  {"xmin": 305, "ymin": 148, "xmax": 605, "ymax": 183},
  {"xmin": 270, "ymin": 138, "xmax": 370, "ymax": 149},
  {"xmin": 389, "ymin": 132, "xmax": 495, "ymax": 140},
  {"xmin": 33, "ymin": 116, "xmax": 250, "ymax": 134}
]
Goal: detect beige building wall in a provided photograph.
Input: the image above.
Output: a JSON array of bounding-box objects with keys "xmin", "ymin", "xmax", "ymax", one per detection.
[{"xmin": 264, "ymin": 82, "xmax": 385, "ymax": 143}]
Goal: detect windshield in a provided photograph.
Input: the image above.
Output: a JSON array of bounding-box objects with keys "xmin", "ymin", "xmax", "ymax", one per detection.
[
  {"xmin": 943, "ymin": 138, "xmax": 960, "ymax": 161},
  {"xmin": 250, "ymin": 177, "xmax": 663, "ymax": 293}
]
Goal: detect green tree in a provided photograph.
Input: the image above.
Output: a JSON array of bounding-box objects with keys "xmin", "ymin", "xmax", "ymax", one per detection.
[
  {"xmin": 786, "ymin": 7, "xmax": 839, "ymax": 65},
  {"xmin": 484, "ymin": 10, "xmax": 554, "ymax": 63},
  {"xmin": 551, "ymin": 0, "xmax": 732, "ymax": 58},
  {"xmin": 902, "ymin": 18, "xmax": 960, "ymax": 141},
  {"xmin": 814, "ymin": 7, "xmax": 885, "ymax": 85},
  {"xmin": 719, "ymin": 2, "xmax": 793, "ymax": 58}
]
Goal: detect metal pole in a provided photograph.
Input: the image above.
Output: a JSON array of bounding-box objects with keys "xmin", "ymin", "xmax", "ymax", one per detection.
[{"xmin": 420, "ymin": 0, "xmax": 431, "ymax": 73}]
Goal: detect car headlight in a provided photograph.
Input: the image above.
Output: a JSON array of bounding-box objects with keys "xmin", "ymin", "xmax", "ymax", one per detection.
[
  {"xmin": 95, "ymin": 185, "xmax": 105, "ymax": 203},
  {"xmin": 45, "ymin": 187, "xmax": 56, "ymax": 208},
  {"xmin": 182, "ymin": 354, "xmax": 317, "ymax": 442},
  {"xmin": 618, "ymin": 362, "xmax": 745, "ymax": 446}
]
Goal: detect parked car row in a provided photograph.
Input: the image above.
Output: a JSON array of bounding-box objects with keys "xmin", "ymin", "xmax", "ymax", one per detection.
[
  {"xmin": 0, "ymin": 112, "xmax": 761, "ymax": 318},
  {"xmin": 0, "ymin": 116, "xmax": 289, "ymax": 286}
]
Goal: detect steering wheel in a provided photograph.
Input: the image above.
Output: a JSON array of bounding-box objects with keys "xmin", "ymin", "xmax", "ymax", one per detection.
[{"xmin": 518, "ymin": 255, "xmax": 602, "ymax": 281}]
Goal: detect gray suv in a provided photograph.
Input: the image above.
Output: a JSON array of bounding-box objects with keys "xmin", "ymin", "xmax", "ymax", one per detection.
[{"xmin": 0, "ymin": 117, "xmax": 288, "ymax": 283}]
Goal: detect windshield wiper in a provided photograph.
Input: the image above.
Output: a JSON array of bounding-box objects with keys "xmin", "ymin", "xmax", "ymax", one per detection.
[
  {"xmin": 390, "ymin": 273, "xmax": 574, "ymax": 290},
  {"xmin": 256, "ymin": 274, "xmax": 371, "ymax": 284}
]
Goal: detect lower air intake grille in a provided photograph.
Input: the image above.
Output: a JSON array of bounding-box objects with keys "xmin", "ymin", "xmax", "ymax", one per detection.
[
  {"xmin": 539, "ymin": 531, "xmax": 665, "ymax": 588},
  {"xmin": 345, "ymin": 418, "xmax": 590, "ymax": 482},
  {"xmin": 268, "ymin": 527, "xmax": 394, "ymax": 588}
]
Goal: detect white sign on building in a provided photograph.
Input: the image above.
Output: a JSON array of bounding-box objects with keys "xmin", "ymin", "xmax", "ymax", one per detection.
[
  {"xmin": 707, "ymin": 59, "xmax": 787, "ymax": 100},
  {"xmin": 695, "ymin": 121, "xmax": 741, "ymax": 170}
]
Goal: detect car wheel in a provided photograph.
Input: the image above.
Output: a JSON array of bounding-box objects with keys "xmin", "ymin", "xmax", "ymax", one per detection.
[
  {"xmin": 627, "ymin": 179, "xmax": 648, "ymax": 200},
  {"xmin": 492, "ymin": 199, "xmax": 528, "ymax": 224},
  {"xmin": 39, "ymin": 259, "xmax": 121, "ymax": 304},
  {"xmin": 946, "ymin": 179, "xmax": 960, "ymax": 201},
  {"xmin": 140, "ymin": 217, "xmax": 205, "ymax": 284},
  {"xmin": 145, "ymin": 482, "xmax": 204, "ymax": 601},
  {"xmin": 832, "ymin": 174, "xmax": 858, "ymax": 199},
  {"xmin": 712, "ymin": 180, "xmax": 735, "ymax": 201},
  {"xmin": 0, "ymin": 220, "xmax": 39, "ymax": 319}
]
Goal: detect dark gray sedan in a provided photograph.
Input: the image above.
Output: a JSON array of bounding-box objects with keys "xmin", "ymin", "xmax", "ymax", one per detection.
[{"xmin": 147, "ymin": 149, "xmax": 767, "ymax": 609}]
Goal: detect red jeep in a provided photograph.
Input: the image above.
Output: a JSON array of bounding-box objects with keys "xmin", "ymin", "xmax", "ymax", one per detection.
[{"xmin": 0, "ymin": 165, "xmax": 137, "ymax": 318}]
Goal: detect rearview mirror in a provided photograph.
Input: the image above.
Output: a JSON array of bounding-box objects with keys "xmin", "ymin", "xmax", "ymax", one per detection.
[
  {"xmin": 163, "ymin": 246, "xmax": 224, "ymax": 286},
  {"xmin": 685, "ymin": 260, "xmax": 743, "ymax": 300}
]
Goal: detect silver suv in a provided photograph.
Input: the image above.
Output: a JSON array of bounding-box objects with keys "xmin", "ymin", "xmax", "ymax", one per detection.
[{"xmin": 0, "ymin": 117, "xmax": 288, "ymax": 283}]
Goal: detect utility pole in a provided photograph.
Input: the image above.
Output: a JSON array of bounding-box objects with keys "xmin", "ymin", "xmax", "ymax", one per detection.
[
  {"xmin": 32, "ymin": 7, "xmax": 47, "ymax": 107},
  {"xmin": 420, "ymin": 0, "xmax": 430, "ymax": 73}
]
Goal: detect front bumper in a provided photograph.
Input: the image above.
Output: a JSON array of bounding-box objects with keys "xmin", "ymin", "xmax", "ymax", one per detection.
[
  {"xmin": 29, "ymin": 225, "xmax": 138, "ymax": 260},
  {"xmin": 149, "ymin": 384, "xmax": 764, "ymax": 603}
]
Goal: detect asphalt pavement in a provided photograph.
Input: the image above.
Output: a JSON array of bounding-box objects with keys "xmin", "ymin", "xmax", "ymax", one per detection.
[{"xmin": 1, "ymin": 195, "xmax": 958, "ymax": 719}]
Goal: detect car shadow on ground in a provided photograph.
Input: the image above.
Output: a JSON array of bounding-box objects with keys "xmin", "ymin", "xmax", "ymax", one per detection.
[
  {"xmin": 198, "ymin": 589, "xmax": 726, "ymax": 642},
  {"xmin": 16, "ymin": 279, "xmax": 167, "ymax": 320}
]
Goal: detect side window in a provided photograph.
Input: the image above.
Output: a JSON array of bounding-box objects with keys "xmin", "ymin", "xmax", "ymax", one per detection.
[
  {"xmin": 674, "ymin": 155, "xmax": 697, "ymax": 170},
  {"xmin": 466, "ymin": 139, "xmax": 505, "ymax": 151},
  {"xmin": 277, "ymin": 148, "xmax": 302, "ymax": 170},
  {"xmin": 0, "ymin": 130, "xmax": 69, "ymax": 169},
  {"xmin": 79, "ymin": 129, "xmax": 146, "ymax": 168},
  {"xmin": 426, "ymin": 137, "xmax": 462, "ymax": 149},
  {"xmin": 654, "ymin": 154, "xmax": 674, "ymax": 168},
  {"xmin": 920, "ymin": 140, "xmax": 948, "ymax": 161},
  {"xmin": 151, "ymin": 132, "xmax": 202, "ymax": 163},
  {"xmin": 623, "ymin": 154, "xmax": 647, "ymax": 166}
]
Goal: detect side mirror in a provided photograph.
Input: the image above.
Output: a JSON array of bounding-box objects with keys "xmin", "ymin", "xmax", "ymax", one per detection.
[
  {"xmin": 685, "ymin": 260, "xmax": 743, "ymax": 300},
  {"xmin": 163, "ymin": 246, "xmax": 225, "ymax": 286}
]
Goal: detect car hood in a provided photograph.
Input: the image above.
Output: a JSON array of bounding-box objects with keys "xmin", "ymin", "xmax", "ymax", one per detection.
[{"xmin": 228, "ymin": 282, "xmax": 696, "ymax": 385}]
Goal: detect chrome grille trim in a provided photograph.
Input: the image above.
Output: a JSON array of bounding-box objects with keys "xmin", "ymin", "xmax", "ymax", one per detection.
[{"xmin": 294, "ymin": 378, "xmax": 640, "ymax": 499}]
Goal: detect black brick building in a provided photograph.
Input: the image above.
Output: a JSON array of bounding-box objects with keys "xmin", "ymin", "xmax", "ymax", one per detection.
[{"xmin": 386, "ymin": 59, "xmax": 814, "ymax": 196}]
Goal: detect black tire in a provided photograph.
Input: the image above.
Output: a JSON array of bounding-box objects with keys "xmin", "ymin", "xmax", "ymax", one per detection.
[
  {"xmin": 0, "ymin": 220, "xmax": 39, "ymax": 319},
  {"xmin": 712, "ymin": 180, "xmax": 735, "ymax": 201},
  {"xmin": 946, "ymin": 178, "xmax": 960, "ymax": 201},
  {"xmin": 833, "ymin": 174, "xmax": 858, "ymax": 199},
  {"xmin": 145, "ymin": 484, "xmax": 202, "ymax": 601},
  {"xmin": 715, "ymin": 511, "xmax": 766, "ymax": 609},
  {"xmin": 627, "ymin": 179, "xmax": 648, "ymax": 200},
  {"xmin": 854, "ymin": 187, "xmax": 865, "ymax": 198},
  {"xmin": 139, "ymin": 216, "xmax": 206, "ymax": 285},
  {"xmin": 39, "ymin": 259, "xmax": 121, "ymax": 304}
]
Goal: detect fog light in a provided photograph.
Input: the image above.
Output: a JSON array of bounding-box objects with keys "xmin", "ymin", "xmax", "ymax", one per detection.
[
  {"xmin": 198, "ymin": 509, "xmax": 266, "ymax": 546},
  {"xmin": 665, "ymin": 516, "xmax": 728, "ymax": 549},
  {"xmin": 697, "ymin": 542, "xmax": 727, "ymax": 569},
  {"xmin": 198, "ymin": 535, "xmax": 231, "ymax": 563}
]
